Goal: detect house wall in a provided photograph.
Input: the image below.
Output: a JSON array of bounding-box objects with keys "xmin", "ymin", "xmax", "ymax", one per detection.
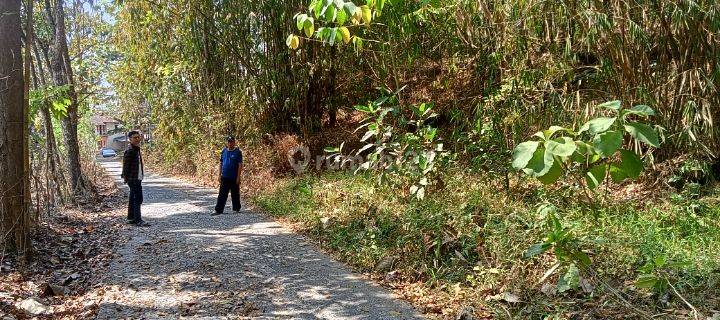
[
  {"xmin": 99, "ymin": 136, "xmax": 109, "ymax": 149},
  {"xmin": 95, "ymin": 121, "xmax": 123, "ymax": 150}
]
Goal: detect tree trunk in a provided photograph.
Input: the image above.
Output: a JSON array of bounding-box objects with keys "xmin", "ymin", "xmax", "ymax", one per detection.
[
  {"xmin": 327, "ymin": 47, "xmax": 338, "ymax": 128},
  {"xmin": 42, "ymin": 107, "xmax": 66, "ymax": 205},
  {"xmin": 0, "ymin": 0, "xmax": 30, "ymax": 255},
  {"xmin": 24, "ymin": 0, "xmax": 34, "ymax": 227},
  {"xmin": 32, "ymin": 36, "xmax": 67, "ymax": 205},
  {"xmin": 50, "ymin": 0, "xmax": 85, "ymax": 197}
]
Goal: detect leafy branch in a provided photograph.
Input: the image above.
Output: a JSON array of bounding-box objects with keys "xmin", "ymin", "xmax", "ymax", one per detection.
[
  {"xmin": 286, "ymin": 0, "xmax": 386, "ymax": 50},
  {"xmin": 512, "ymin": 100, "xmax": 661, "ymax": 203}
]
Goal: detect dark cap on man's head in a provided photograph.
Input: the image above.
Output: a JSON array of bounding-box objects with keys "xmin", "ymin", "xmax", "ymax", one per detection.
[{"xmin": 226, "ymin": 135, "xmax": 235, "ymax": 142}]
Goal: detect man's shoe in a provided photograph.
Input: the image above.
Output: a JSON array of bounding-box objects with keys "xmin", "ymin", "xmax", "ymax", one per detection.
[
  {"xmin": 135, "ymin": 220, "xmax": 150, "ymax": 227},
  {"xmin": 211, "ymin": 211, "xmax": 222, "ymax": 216}
]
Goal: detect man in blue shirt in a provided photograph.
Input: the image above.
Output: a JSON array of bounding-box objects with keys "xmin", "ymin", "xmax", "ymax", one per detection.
[{"xmin": 213, "ymin": 136, "xmax": 243, "ymax": 215}]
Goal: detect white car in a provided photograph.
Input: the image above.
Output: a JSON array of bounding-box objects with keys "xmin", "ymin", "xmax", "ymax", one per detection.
[{"xmin": 100, "ymin": 148, "xmax": 117, "ymax": 158}]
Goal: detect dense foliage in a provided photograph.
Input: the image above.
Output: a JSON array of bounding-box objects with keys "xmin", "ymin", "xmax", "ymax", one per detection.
[
  {"xmin": 114, "ymin": 0, "xmax": 719, "ymax": 165},
  {"xmin": 110, "ymin": 0, "xmax": 720, "ymax": 318}
]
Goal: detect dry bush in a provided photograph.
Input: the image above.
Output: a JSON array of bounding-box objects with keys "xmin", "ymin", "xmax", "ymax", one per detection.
[
  {"xmin": 266, "ymin": 134, "xmax": 302, "ymax": 175},
  {"xmin": 189, "ymin": 149, "xmax": 220, "ymax": 186},
  {"xmin": 237, "ymin": 144, "xmax": 277, "ymax": 198}
]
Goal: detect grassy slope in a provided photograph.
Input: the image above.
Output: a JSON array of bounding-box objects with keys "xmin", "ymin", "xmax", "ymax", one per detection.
[{"xmin": 254, "ymin": 169, "xmax": 720, "ymax": 319}]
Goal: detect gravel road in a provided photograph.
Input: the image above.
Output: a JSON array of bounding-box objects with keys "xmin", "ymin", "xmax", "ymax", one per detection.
[{"xmin": 95, "ymin": 159, "xmax": 422, "ymax": 320}]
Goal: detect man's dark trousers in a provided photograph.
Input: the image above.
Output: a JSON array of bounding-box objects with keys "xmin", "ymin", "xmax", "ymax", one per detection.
[
  {"xmin": 215, "ymin": 178, "xmax": 240, "ymax": 213},
  {"xmin": 127, "ymin": 180, "xmax": 143, "ymax": 223}
]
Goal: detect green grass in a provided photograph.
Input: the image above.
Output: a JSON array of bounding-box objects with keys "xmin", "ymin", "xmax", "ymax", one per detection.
[{"xmin": 254, "ymin": 170, "xmax": 720, "ymax": 318}]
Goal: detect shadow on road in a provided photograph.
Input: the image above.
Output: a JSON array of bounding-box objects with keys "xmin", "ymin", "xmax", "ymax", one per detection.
[{"xmin": 95, "ymin": 159, "xmax": 422, "ymax": 319}]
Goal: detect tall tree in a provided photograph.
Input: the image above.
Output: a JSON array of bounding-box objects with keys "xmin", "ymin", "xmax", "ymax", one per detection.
[
  {"xmin": 24, "ymin": 0, "xmax": 34, "ymax": 227},
  {"xmin": 32, "ymin": 37, "xmax": 67, "ymax": 205},
  {"xmin": 48, "ymin": 0, "xmax": 85, "ymax": 196},
  {"xmin": 0, "ymin": 0, "xmax": 30, "ymax": 255}
]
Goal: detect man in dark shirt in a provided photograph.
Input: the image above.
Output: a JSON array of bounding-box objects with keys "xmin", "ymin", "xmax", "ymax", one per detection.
[
  {"xmin": 213, "ymin": 136, "xmax": 243, "ymax": 215},
  {"xmin": 121, "ymin": 130, "xmax": 149, "ymax": 226}
]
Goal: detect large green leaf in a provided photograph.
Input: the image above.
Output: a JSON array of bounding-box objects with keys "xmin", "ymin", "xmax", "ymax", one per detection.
[
  {"xmin": 314, "ymin": 0, "xmax": 325, "ymax": 18},
  {"xmin": 579, "ymin": 117, "xmax": 616, "ymax": 134},
  {"xmin": 597, "ymin": 100, "xmax": 621, "ymax": 111},
  {"xmin": 512, "ymin": 141, "xmax": 540, "ymax": 169},
  {"xmin": 573, "ymin": 251, "xmax": 591, "ymax": 266},
  {"xmin": 546, "ymin": 137, "xmax": 577, "ymax": 157},
  {"xmin": 609, "ymin": 164, "xmax": 627, "ymax": 183},
  {"xmin": 324, "ymin": 4, "xmax": 337, "ymax": 21},
  {"xmin": 328, "ymin": 27, "xmax": 338, "ymax": 45},
  {"xmin": 343, "ymin": 2, "xmax": 358, "ymax": 17},
  {"xmin": 360, "ymin": 5, "xmax": 372, "ymax": 25},
  {"xmin": 522, "ymin": 148, "xmax": 554, "ymax": 177},
  {"xmin": 334, "ymin": 29, "xmax": 343, "ymax": 44},
  {"xmin": 354, "ymin": 104, "xmax": 371, "ymax": 113},
  {"xmin": 303, "ymin": 19, "xmax": 315, "ymax": 37},
  {"xmin": 585, "ymin": 164, "xmax": 607, "ymax": 189},
  {"xmin": 574, "ymin": 141, "xmax": 594, "ymax": 155},
  {"xmin": 624, "ymin": 104, "xmax": 656, "ymax": 117},
  {"xmin": 315, "ymin": 27, "xmax": 327, "ymax": 40},
  {"xmin": 624, "ymin": 122, "xmax": 660, "ymax": 147},
  {"xmin": 557, "ymin": 264, "xmax": 580, "ymax": 293},
  {"xmin": 524, "ymin": 243, "xmax": 551, "ymax": 258},
  {"xmin": 377, "ymin": 0, "xmax": 385, "ymax": 13},
  {"xmin": 296, "ymin": 14, "xmax": 306, "ymax": 31},
  {"xmin": 635, "ymin": 274, "xmax": 659, "ymax": 289},
  {"xmin": 618, "ymin": 149, "xmax": 642, "ymax": 178},
  {"xmin": 541, "ymin": 125, "xmax": 570, "ymax": 140},
  {"xmin": 570, "ymin": 152, "xmax": 586, "ymax": 164},
  {"xmin": 336, "ymin": 8, "xmax": 347, "ymax": 25},
  {"xmin": 537, "ymin": 159, "xmax": 563, "ymax": 184},
  {"xmin": 592, "ymin": 130, "xmax": 623, "ymax": 157},
  {"xmin": 319, "ymin": 0, "xmax": 332, "ymax": 15},
  {"xmin": 654, "ymin": 256, "xmax": 667, "ymax": 267}
]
